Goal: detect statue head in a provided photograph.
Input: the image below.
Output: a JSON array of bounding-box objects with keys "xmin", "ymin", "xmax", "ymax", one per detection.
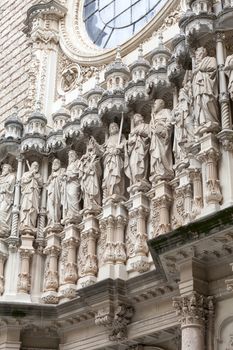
[
  {"xmin": 109, "ymin": 122, "xmax": 119, "ymax": 136},
  {"xmin": 52, "ymin": 158, "xmax": 61, "ymax": 171},
  {"xmin": 1, "ymin": 163, "xmax": 12, "ymax": 175},
  {"xmin": 68, "ymin": 150, "xmax": 77, "ymax": 164},
  {"xmin": 195, "ymin": 47, "xmax": 207, "ymax": 62},
  {"xmin": 133, "ymin": 113, "xmax": 144, "ymax": 126},
  {"xmin": 31, "ymin": 161, "xmax": 39, "ymax": 173},
  {"xmin": 153, "ymin": 99, "xmax": 165, "ymax": 113}
]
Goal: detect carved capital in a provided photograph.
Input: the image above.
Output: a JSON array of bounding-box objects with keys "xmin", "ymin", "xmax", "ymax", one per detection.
[
  {"xmin": 173, "ymin": 292, "xmax": 208, "ymax": 327},
  {"xmin": 218, "ymin": 129, "xmax": 233, "ymax": 152}
]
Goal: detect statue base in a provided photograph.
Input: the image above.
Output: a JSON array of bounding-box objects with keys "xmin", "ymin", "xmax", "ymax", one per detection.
[
  {"xmin": 127, "ymin": 180, "xmax": 151, "ymax": 195},
  {"xmin": 58, "ymin": 284, "xmax": 77, "ymax": 302},
  {"xmin": 44, "ymin": 224, "xmax": 63, "ymax": 236},
  {"xmin": 19, "ymin": 226, "xmax": 36, "ymax": 236},
  {"xmin": 103, "ymin": 194, "xmax": 126, "ymax": 205},
  {"xmin": 61, "ymin": 215, "xmax": 82, "ymax": 226},
  {"xmin": 41, "ymin": 291, "xmax": 59, "ymax": 304},
  {"xmin": 77, "ymin": 276, "xmax": 96, "ymax": 289},
  {"xmin": 127, "ymin": 255, "xmax": 151, "ymax": 275}
]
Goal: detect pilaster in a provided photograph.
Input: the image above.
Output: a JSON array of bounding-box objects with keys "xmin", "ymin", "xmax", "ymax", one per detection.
[
  {"xmin": 42, "ymin": 228, "xmax": 61, "ymax": 304},
  {"xmin": 78, "ymin": 212, "xmax": 99, "ymax": 288},
  {"xmin": 98, "ymin": 201, "xmax": 127, "ymax": 280},
  {"xmin": 16, "ymin": 234, "xmax": 35, "ymax": 302},
  {"xmin": 197, "ymin": 133, "xmax": 222, "ymax": 214},
  {"xmin": 126, "ymin": 192, "xmax": 150, "ymax": 274},
  {"xmin": 23, "ymin": 1, "xmax": 67, "ymax": 121}
]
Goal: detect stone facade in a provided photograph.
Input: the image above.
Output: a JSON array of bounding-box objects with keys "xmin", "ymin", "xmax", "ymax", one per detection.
[{"xmin": 0, "ymin": 0, "xmax": 233, "ymax": 349}]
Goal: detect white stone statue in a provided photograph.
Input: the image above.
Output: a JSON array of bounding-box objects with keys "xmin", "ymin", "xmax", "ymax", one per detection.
[
  {"xmin": 46, "ymin": 159, "xmax": 65, "ymax": 227},
  {"xmin": 20, "ymin": 161, "xmax": 43, "ymax": 230},
  {"xmin": 102, "ymin": 122, "xmax": 126, "ymax": 202},
  {"xmin": 150, "ymin": 99, "xmax": 173, "ymax": 183},
  {"xmin": 224, "ymin": 54, "xmax": 233, "ymax": 100},
  {"xmin": 172, "ymin": 71, "xmax": 195, "ymax": 163},
  {"xmin": 79, "ymin": 137, "xmax": 102, "ymax": 211},
  {"xmin": 0, "ymin": 164, "xmax": 16, "ymax": 236},
  {"xmin": 125, "ymin": 113, "xmax": 150, "ymax": 189},
  {"xmin": 62, "ymin": 150, "xmax": 81, "ymax": 223},
  {"xmin": 192, "ymin": 47, "xmax": 219, "ymax": 135}
]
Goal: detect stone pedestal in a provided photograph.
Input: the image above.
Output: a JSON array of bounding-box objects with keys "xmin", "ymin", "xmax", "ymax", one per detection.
[
  {"xmin": 59, "ymin": 224, "xmax": 79, "ymax": 301},
  {"xmin": 198, "ymin": 133, "xmax": 222, "ymax": 214},
  {"xmin": 98, "ymin": 201, "xmax": 127, "ymax": 281},
  {"xmin": 42, "ymin": 229, "xmax": 61, "ymax": 304},
  {"xmin": 17, "ymin": 234, "xmax": 34, "ymax": 302},
  {"xmin": 77, "ymin": 212, "xmax": 99, "ymax": 288},
  {"xmin": 126, "ymin": 192, "xmax": 150, "ymax": 274},
  {"xmin": 150, "ymin": 181, "xmax": 172, "ymax": 236}
]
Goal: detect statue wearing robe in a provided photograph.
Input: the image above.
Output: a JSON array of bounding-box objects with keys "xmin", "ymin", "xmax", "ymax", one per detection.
[
  {"xmin": 224, "ymin": 54, "xmax": 233, "ymax": 100},
  {"xmin": 46, "ymin": 159, "xmax": 65, "ymax": 227},
  {"xmin": 62, "ymin": 150, "xmax": 81, "ymax": 223},
  {"xmin": 125, "ymin": 113, "xmax": 149, "ymax": 187},
  {"xmin": 102, "ymin": 122, "xmax": 126, "ymax": 201},
  {"xmin": 20, "ymin": 161, "xmax": 42, "ymax": 229},
  {"xmin": 150, "ymin": 99, "xmax": 173, "ymax": 183},
  {"xmin": 79, "ymin": 137, "xmax": 102, "ymax": 211},
  {"xmin": 172, "ymin": 71, "xmax": 194, "ymax": 162},
  {"xmin": 0, "ymin": 164, "xmax": 16, "ymax": 236},
  {"xmin": 192, "ymin": 47, "xmax": 219, "ymax": 134}
]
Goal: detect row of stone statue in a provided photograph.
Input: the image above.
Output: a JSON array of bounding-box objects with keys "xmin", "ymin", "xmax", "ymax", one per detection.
[
  {"xmin": 0, "ymin": 43, "xmax": 230, "ymax": 233},
  {"xmin": 0, "ymin": 98, "xmax": 173, "ymax": 233}
]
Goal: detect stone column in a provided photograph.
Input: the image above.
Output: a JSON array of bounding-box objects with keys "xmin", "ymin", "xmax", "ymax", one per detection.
[
  {"xmin": 17, "ymin": 250, "xmax": 33, "ymax": 294},
  {"xmin": 127, "ymin": 193, "xmax": 150, "ymax": 274},
  {"xmin": 216, "ymin": 32, "xmax": 231, "ymax": 129},
  {"xmin": 8, "ymin": 155, "xmax": 24, "ymax": 245},
  {"xmin": 17, "ymin": 234, "xmax": 34, "ymax": 301},
  {"xmin": 103, "ymin": 216, "xmax": 115, "ymax": 265},
  {"xmin": 77, "ymin": 213, "xmax": 99, "ymax": 288},
  {"xmin": 115, "ymin": 215, "xmax": 127, "ymax": 266},
  {"xmin": 37, "ymin": 157, "xmax": 49, "ymax": 244},
  {"xmin": 190, "ymin": 169, "xmax": 203, "ymax": 217},
  {"xmin": 151, "ymin": 181, "xmax": 172, "ymax": 235},
  {"xmin": 198, "ymin": 133, "xmax": 222, "ymax": 213},
  {"xmin": 99, "ymin": 201, "xmax": 127, "ymax": 280},
  {"xmin": 173, "ymin": 292, "xmax": 206, "ymax": 350},
  {"xmin": 59, "ymin": 224, "xmax": 79, "ymax": 301},
  {"xmin": 42, "ymin": 231, "xmax": 61, "ymax": 304},
  {"xmin": 23, "ymin": 2, "xmax": 67, "ymax": 121}
]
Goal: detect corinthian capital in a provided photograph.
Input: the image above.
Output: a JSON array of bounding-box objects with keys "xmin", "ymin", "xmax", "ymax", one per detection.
[{"xmin": 173, "ymin": 292, "xmax": 206, "ymax": 327}]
